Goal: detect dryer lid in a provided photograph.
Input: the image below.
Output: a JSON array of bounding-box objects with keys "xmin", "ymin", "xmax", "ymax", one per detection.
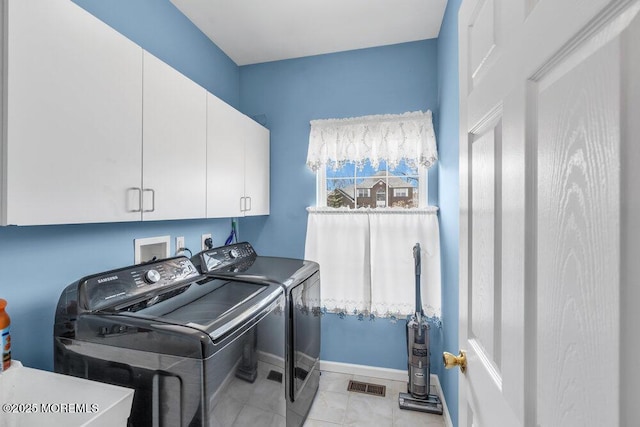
[{"xmin": 211, "ymin": 256, "xmax": 318, "ymax": 288}]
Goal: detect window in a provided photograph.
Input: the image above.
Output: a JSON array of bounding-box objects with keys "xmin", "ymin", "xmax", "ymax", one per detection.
[
  {"xmin": 318, "ymin": 160, "xmax": 427, "ymax": 209},
  {"xmin": 357, "ymin": 188, "xmax": 370, "ymax": 198},
  {"xmin": 305, "ymin": 110, "xmax": 440, "ymax": 320},
  {"xmin": 393, "ymin": 188, "xmax": 408, "ymax": 198}
]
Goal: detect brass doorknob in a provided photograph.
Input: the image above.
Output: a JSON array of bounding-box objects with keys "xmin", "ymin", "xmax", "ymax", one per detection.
[{"xmin": 443, "ymin": 351, "xmax": 467, "ymax": 373}]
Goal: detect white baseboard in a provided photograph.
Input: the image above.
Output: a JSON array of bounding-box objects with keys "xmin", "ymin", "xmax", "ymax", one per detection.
[
  {"xmin": 319, "ymin": 360, "xmax": 408, "ymax": 382},
  {"xmin": 430, "ymin": 374, "xmax": 454, "ymax": 427},
  {"xmin": 319, "ymin": 360, "xmax": 452, "ymax": 426}
]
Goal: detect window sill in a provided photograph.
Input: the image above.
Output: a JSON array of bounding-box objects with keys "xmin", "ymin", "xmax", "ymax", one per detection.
[{"xmin": 306, "ymin": 206, "xmax": 439, "ymax": 214}]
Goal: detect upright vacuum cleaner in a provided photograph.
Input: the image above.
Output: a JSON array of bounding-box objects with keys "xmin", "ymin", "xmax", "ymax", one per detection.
[{"xmin": 398, "ymin": 243, "xmax": 443, "ymax": 414}]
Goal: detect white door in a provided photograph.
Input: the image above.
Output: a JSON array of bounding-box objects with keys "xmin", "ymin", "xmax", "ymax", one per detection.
[{"xmin": 457, "ymin": 1, "xmax": 640, "ymax": 426}]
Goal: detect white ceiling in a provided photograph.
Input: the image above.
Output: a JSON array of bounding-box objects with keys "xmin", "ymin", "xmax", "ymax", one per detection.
[{"xmin": 169, "ymin": 0, "xmax": 448, "ymax": 66}]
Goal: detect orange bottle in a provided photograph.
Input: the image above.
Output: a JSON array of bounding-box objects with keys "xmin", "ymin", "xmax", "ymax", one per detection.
[{"xmin": 0, "ymin": 299, "xmax": 10, "ymax": 372}]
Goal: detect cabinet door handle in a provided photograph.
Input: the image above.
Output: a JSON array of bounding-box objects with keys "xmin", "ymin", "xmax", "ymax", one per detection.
[
  {"xmin": 240, "ymin": 197, "xmax": 245, "ymax": 212},
  {"xmin": 127, "ymin": 187, "xmax": 142, "ymax": 213},
  {"xmin": 142, "ymin": 188, "xmax": 155, "ymax": 213},
  {"xmin": 246, "ymin": 196, "xmax": 252, "ymax": 211}
]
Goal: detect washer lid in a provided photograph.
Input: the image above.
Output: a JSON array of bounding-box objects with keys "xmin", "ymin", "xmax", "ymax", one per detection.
[
  {"xmin": 76, "ymin": 255, "xmax": 282, "ymax": 339},
  {"xmin": 136, "ymin": 277, "xmax": 276, "ymax": 333},
  {"xmin": 77, "ymin": 277, "xmax": 283, "ymax": 358}
]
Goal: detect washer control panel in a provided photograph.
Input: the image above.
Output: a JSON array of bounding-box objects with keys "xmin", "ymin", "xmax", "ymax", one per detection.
[
  {"xmin": 198, "ymin": 242, "xmax": 256, "ymax": 273},
  {"xmin": 80, "ymin": 257, "xmax": 200, "ymax": 312}
]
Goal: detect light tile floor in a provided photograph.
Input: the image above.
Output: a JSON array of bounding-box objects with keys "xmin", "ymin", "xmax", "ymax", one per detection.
[{"xmin": 303, "ymin": 371, "xmax": 445, "ymax": 427}]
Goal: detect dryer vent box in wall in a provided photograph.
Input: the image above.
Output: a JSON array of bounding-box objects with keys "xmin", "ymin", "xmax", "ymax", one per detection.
[{"xmin": 134, "ymin": 236, "xmax": 170, "ymax": 264}]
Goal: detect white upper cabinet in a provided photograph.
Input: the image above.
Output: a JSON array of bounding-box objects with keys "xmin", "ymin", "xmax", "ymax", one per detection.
[
  {"xmin": 207, "ymin": 93, "xmax": 270, "ymax": 218},
  {"xmin": 206, "ymin": 93, "xmax": 246, "ymax": 218},
  {"xmin": 1, "ymin": 0, "xmax": 268, "ymax": 225},
  {"xmin": 142, "ymin": 51, "xmax": 207, "ymax": 221},
  {"xmin": 1, "ymin": 0, "xmax": 143, "ymax": 225}
]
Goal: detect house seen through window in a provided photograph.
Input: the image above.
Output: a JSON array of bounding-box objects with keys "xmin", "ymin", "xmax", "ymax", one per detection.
[{"xmin": 321, "ymin": 159, "xmax": 426, "ymax": 208}]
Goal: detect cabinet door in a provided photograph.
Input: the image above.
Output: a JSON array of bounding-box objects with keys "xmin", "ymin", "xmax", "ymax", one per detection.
[
  {"xmin": 4, "ymin": 0, "xmax": 143, "ymax": 225},
  {"xmin": 243, "ymin": 118, "xmax": 270, "ymax": 216},
  {"xmin": 206, "ymin": 93, "xmax": 245, "ymax": 218},
  {"xmin": 142, "ymin": 52, "xmax": 207, "ymax": 221}
]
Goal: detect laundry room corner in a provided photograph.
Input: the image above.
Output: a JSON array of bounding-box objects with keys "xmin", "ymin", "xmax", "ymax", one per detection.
[
  {"xmin": 1, "ymin": 0, "xmax": 463, "ymax": 425},
  {"xmin": 238, "ymin": 39, "xmax": 444, "ymax": 377}
]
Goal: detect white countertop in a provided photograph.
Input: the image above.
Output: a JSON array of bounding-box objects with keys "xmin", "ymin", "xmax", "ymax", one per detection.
[{"xmin": 0, "ymin": 361, "xmax": 134, "ymax": 427}]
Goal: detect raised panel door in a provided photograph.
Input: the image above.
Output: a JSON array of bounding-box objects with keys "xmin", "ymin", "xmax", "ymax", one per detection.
[{"xmin": 458, "ymin": 0, "xmax": 639, "ymax": 426}]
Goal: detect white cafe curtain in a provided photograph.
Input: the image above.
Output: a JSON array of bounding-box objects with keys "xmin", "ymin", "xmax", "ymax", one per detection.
[
  {"xmin": 304, "ymin": 209, "xmax": 371, "ymax": 315},
  {"xmin": 306, "ymin": 110, "xmax": 437, "ymax": 172},
  {"xmin": 368, "ymin": 209, "xmax": 441, "ymax": 318},
  {"xmin": 304, "ymin": 208, "xmax": 441, "ymax": 320}
]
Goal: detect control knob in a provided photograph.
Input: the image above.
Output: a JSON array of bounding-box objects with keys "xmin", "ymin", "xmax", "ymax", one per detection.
[
  {"xmin": 144, "ymin": 269, "xmax": 161, "ymax": 284},
  {"xmin": 229, "ymin": 248, "xmax": 240, "ymax": 259}
]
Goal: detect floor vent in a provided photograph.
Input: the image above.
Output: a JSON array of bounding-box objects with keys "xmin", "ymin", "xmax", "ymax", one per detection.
[
  {"xmin": 267, "ymin": 370, "xmax": 283, "ymax": 383},
  {"xmin": 347, "ymin": 380, "xmax": 386, "ymax": 397}
]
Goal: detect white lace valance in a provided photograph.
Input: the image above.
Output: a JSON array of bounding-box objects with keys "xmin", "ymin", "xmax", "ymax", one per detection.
[{"xmin": 306, "ymin": 110, "xmax": 437, "ymax": 172}]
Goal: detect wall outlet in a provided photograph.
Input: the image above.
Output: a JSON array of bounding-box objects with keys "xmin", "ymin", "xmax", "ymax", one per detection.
[
  {"xmin": 201, "ymin": 233, "xmax": 212, "ymax": 250},
  {"xmin": 175, "ymin": 236, "xmax": 185, "ymax": 254}
]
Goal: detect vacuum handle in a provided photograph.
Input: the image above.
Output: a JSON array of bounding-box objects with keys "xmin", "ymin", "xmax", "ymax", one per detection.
[{"xmin": 413, "ymin": 243, "xmax": 423, "ymax": 315}]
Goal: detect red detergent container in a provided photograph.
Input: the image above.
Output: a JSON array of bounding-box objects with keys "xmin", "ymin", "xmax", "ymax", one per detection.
[{"xmin": 0, "ymin": 298, "xmax": 11, "ymax": 371}]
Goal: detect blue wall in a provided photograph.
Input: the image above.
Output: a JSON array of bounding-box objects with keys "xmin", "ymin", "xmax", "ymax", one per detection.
[
  {"xmin": 239, "ymin": 41, "xmax": 438, "ymax": 259},
  {"xmin": 73, "ymin": 0, "xmax": 240, "ymax": 107},
  {"xmin": 1, "ymin": 0, "xmax": 240, "ymax": 371},
  {"xmin": 1, "ymin": 220, "xmax": 231, "ymax": 370},
  {"xmin": 437, "ymin": 0, "xmax": 463, "ymax": 425},
  {"xmin": 238, "ymin": 40, "xmax": 443, "ymax": 373}
]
